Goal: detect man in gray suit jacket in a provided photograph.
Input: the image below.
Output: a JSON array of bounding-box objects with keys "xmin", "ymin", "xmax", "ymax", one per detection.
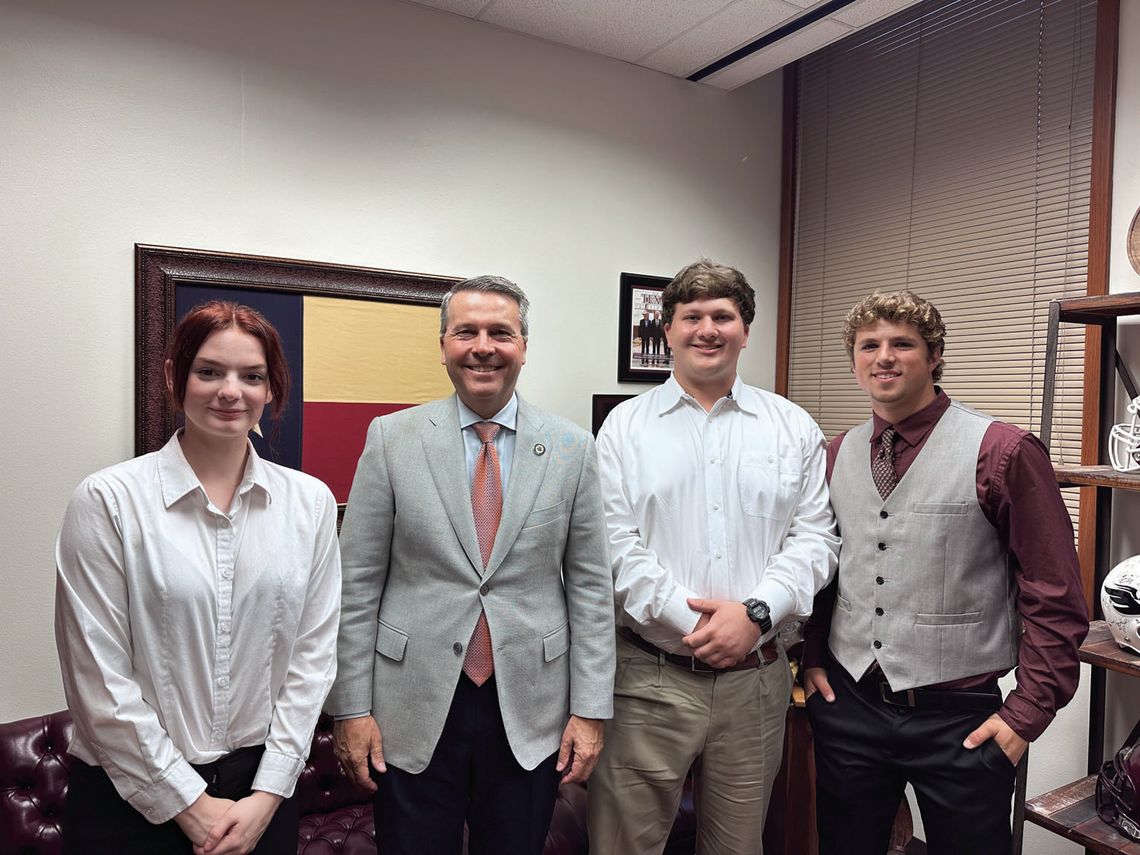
[{"xmin": 326, "ymin": 276, "xmax": 616, "ymax": 855}]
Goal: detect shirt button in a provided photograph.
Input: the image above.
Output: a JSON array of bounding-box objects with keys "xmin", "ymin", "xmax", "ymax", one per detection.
[
  {"xmin": 714, "ymin": 553, "xmax": 722, "ymax": 560},
  {"xmin": 710, "ymin": 458, "xmax": 717, "ymax": 464},
  {"xmin": 876, "ymin": 576, "xmax": 885, "ymax": 585},
  {"xmin": 879, "ymin": 510, "xmax": 889, "ymax": 519},
  {"xmin": 453, "ymin": 642, "xmax": 464, "ymax": 655},
  {"xmin": 219, "ymin": 622, "xmax": 230, "ymax": 634},
  {"xmin": 875, "ymin": 607, "xmax": 884, "ymax": 616},
  {"xmin": 217, "ymin": 676, "xmax": 229, "ymax": 688},
  {"xmin": 480, "ymin": 584, "xmax": 490, "ymax": 596},
  {"xmin": 873, "ymin": 640, "xmax": 883, "ymax": 649},
  {"xmin": 222, "ymin": 569, "xmax": 233, "ymax": 580},
  {"xmin": 712, "ymin": 504, "xmax": 719, "ymax": 511},
  {"xmin": 877, "ymin": 542, "xmax": 887, "ymax": 551},
  {"xmin": 213, "ymin": 731, "xmax": 224, "ymax": 740}
]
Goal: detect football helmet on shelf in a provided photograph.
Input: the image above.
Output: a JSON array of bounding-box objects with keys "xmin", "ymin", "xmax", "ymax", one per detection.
[
  {"xmin": 1102, "ymin": 555, "xmax": 1140, "ymax": 656},
  {"xmin": 1096, "ymin": 718, "xmax": 1140, "ymax": 842},
  {"xmin": 1109, "ymin": 396, "xmax": 1140, "ymax": 473}
]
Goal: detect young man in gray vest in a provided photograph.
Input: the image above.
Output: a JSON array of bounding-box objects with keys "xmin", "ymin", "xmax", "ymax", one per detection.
[{"xmin": 802, "ymin": 290, "xmax": 1088, "ymax": 855}]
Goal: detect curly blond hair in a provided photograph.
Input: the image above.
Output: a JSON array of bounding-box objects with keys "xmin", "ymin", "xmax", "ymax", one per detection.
[{"xmin": 842, "ymin": 290, "xmax": 946, "ymax": 382}]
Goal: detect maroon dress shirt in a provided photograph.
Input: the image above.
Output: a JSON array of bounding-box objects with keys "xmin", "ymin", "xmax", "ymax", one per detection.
[{"xmin": 802, "ymin": 390, "xmax": 1088, "ymax": 741}]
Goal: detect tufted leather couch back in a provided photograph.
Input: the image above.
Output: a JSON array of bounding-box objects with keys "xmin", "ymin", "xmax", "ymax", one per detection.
[
  {"xmin": 0, "ymin": 710, "xmax": 379, "ymax": 855},
  {"xmin": 0, "ymin": 713, "xmax": 74, "ymax": 854}
]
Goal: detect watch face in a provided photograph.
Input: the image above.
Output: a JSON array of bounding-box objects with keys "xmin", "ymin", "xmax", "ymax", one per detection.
[{"xmin": 745, "ymin": 599, "xmax": 770, "ymax": 625}]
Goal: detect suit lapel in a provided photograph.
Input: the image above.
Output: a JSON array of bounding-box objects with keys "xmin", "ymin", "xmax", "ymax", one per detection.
[
  {"xmin": 421, "ymin": 397, "xmax": 484, "ymax": 576},
  {"xmin": 486, "ymin": 397, "xmax": 548, "ymax": 577}
]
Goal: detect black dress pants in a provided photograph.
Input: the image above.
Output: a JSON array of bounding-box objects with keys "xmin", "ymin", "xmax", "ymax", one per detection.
[
  {"xmin": 808, "ymin": 664, "xmax": 1016, "ymax": 855},
  {"xmin": 62, "ymin": 745, "xmax": 299, "ymax": 855},
  {"xmin": 373, "ymin": 674, "xmax": 561, "ymax": 855}
]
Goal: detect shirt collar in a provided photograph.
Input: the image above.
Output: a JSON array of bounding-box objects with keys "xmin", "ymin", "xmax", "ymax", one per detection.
[
  {"xmin": 871, "ymin": 387, "xmax": 950, "ymax": 448},
  {"xmin": 156, "ymin": 431, "xmax": 272, "ymax": 509},
  {"xmin": 656, "ymin": 374, "xmax": 755, "ymax": 415},
  {"xmin": 456, "ymin": 394, "xmax": 518, "ymax": 433}
]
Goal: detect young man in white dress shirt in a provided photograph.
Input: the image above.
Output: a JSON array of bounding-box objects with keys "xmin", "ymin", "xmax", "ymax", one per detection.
[{"xmin": 589, "ymin": 259, "xmax": 840, "ymax": 854}]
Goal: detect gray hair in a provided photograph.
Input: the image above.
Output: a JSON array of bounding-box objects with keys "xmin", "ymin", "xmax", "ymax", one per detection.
[{"xmin": 439, "ymin": 275, "xmax": 530, "ymax": 339}]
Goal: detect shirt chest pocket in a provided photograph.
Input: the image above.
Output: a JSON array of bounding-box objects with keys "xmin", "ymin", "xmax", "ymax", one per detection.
[{"xmin": 738, "ymin": 453, "xmax": 802, "ymax": 520}]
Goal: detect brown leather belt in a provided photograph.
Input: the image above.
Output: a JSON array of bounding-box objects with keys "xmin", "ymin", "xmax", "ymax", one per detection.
[{"xmin": 619, "ymin": 626, "xmax": 778, "ymax": 674}]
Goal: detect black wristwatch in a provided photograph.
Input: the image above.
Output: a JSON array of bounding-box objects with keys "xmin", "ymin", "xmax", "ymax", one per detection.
[{"xmin": 742, "ymin": 598, "xmax": 772, "ymax": 635}]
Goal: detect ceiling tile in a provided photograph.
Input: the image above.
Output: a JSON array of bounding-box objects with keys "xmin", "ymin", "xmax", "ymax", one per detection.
[
  {"xmin": 475, "ymin": 0, "xmax": 737, "ymax": 63},
  {"xmin": 831, "ymin": 0, "xmax": 920, "ymax": 28},
  {"xmin": 701, "ymin": 17, "xmax": 852, "ymax": 89},
  {"xmin": 639, "ymin": 0, "xmax": 806, "ymax": 77}
]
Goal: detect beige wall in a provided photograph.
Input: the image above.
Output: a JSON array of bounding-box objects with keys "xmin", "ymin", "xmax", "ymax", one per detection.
[{"xmin": 0, "ymin": 0, "xmax": 783, "ymax": 720}]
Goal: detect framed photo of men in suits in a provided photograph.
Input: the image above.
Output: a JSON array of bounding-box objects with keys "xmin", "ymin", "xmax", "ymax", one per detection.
[{"xmin": 617, "ymin": 272, "xmax": 672, "ymax": 383}]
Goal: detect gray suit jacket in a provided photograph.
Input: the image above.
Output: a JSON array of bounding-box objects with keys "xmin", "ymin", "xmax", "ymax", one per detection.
[{"xmin": 325, "ymin": 395, "xmax": 616, "ymax": 772}]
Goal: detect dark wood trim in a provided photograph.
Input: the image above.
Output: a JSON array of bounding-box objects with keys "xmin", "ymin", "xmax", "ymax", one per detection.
[
  {"xmin": 135, "ymin": 244, "xmax": 460, "ymax": 457},
  {"xmin": 775, "ymin": 62, "xmax": 798, "ymax": 398},
  {"xmin": 1076, "ymin": 0, "xmax": 1119, "ymax": 610}
]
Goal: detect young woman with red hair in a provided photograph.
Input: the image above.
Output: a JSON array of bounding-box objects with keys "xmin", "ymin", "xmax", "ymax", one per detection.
[{"xmin": 54, "ymin": 301, "xmax": 341, "ymax": 854}]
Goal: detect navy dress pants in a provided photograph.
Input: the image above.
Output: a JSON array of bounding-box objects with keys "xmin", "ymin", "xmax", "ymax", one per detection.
[{"xmin": 373, "ymin": 674, "xmax": 561, "ymax": 855}]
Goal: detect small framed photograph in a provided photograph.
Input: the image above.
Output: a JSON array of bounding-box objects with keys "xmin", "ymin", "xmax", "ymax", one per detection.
[{"xmin": 618, "ymin": 272, "xmax": 673, "ymax": 383}]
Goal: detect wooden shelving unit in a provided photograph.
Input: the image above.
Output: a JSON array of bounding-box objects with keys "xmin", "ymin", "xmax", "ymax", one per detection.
[
  {"xmin": 1028, "ymin": 293, "xmax": 1140, "ymax": 855},
  {"xmin": 1054, "ymin": 465, "xmax": 1140, "ymax": 491},
  {"xmin": 1025, "ymin": 623, "xmax": 1140, "ymax": 851},
  {"xmin": 1079, "ymin": 620, "xmax": 1140, "ymax": 676},
  {"xmin": 1025, "ymin": 776, "xmax": 1140, "ymax": 855}
]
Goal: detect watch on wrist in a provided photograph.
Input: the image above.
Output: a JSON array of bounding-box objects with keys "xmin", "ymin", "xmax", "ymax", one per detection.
[{"xmin": 742, "ymin": 598, "xmax": 772, "ymax": 635}]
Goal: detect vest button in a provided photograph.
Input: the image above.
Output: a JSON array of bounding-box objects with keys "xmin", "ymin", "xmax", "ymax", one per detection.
[
  {"xmin": 480, "ymin": 583, "xmax": 490, "ymax": 595},
  {"xmin": 453, "ymin": 642, "xmax": 463, "ymax": 655},
  {"xmin": 877, "ymin": 542, "xmax": 887, "ymax": 551},
  {"xmin": 875, "ymin": 607, "xmax": 884, "ymax": 616},
  {"xmin": 879, "ymin": 510, "xmax": 889, "ymax": 519},
  {"xmin": 873, "ymin": 640, "xmax": 882, "ymax": 649},
  {"xmin": 875, "ymin": 576, "xmax": 884, "ymax": 585}
]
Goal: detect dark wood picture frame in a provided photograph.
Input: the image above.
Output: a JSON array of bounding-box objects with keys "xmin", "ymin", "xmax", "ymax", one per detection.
[
  {"xmin": 591, "ymin": 393, "xmax": 633, "ymax": 436},
  {"xmin": 617, "ymin": 272, "xmax": 672, "ymax": 383},
  {"xmin": 135, "ymin": 244, "xmax": 461, "ymax": 462}
]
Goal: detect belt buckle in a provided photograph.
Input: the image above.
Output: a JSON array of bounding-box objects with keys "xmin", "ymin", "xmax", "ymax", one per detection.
[{"xmin": 879, "ymin": 682, "xmax": 918, "ymax": 708}]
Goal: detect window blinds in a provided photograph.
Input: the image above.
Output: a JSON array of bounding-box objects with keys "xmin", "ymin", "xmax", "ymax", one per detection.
[{"xmin": 788, "ymin": 0, "xmax": 1096, "ymax": 527}]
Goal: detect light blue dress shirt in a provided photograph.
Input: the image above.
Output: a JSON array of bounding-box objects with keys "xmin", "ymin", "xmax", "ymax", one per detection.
[{"xmin": 456, "ymin": 394, "xmax": 517, "ymax": 489}]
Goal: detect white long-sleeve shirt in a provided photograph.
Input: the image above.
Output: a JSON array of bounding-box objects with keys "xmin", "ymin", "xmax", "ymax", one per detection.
[
  {"xmin": 596, "ymin": 374, "xmax": 839, "ymax": 654},
  {"xmin": 54, "ymin": 433, "xmax": 341, "ymax": 824}
]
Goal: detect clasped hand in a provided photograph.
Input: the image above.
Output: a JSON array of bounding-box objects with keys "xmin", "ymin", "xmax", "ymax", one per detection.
[
  {"xmin": 681, "ymin": 598, "xmax": 761, "ymax": 668},
  {"xmin": 176, "ymin": 790, "xmax": 282, "ymax": 855}
]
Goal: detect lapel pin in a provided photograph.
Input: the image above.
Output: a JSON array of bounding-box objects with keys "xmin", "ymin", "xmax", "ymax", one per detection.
[{"xmin": 534, "ymin": 443, "xmax": 546, "ymax": 456}]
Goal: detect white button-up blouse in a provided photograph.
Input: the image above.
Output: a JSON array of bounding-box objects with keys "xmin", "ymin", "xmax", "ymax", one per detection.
[{"xmin": 54, "ymin": 433, "xmax": 341, "ymax": 824}]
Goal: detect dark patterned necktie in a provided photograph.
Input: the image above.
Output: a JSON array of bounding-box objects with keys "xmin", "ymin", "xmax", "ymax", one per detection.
[
  {"xmin": 463, "ymin": 422, "xmax": 501, "ymax": 686},
  {"xmin": 873, "ymin": 426, "xmax": 899, "ymax": 500}
]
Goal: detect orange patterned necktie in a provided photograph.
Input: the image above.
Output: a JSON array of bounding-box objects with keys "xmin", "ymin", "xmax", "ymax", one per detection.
[{"xmin": 463, "ymin": 421, "xmax": 501, "ymax": 686}]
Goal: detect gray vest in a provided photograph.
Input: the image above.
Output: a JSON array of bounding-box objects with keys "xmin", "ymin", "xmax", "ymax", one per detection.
[{"xmin": 828, "ymin": 401, "xmax": 1019, "ymax": 690}]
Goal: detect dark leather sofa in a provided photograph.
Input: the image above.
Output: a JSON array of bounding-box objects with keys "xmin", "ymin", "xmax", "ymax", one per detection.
[{"xmin": 0, "ymin": 710, "xmax": 697, "ymax": 855}]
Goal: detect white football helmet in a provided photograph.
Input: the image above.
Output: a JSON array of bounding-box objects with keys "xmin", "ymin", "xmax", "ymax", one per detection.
[
  {"xmin": 1110, "ymin": 396, "xmax": 1140, "ymax": 473},
  {"xmin": 1103, "ymin": 555, "xmax": 1140, "ymax": 655}
]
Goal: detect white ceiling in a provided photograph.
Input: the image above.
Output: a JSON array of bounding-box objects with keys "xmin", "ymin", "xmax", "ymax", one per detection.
[{"xmin": 405, "ymin": 0, "xmax": 921, "ymax": 90}]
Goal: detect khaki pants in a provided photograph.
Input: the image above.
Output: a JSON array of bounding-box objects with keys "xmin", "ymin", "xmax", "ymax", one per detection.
[{"xmin": 588, "ymin": 633, "xmax": 791, "ymax": 855}]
